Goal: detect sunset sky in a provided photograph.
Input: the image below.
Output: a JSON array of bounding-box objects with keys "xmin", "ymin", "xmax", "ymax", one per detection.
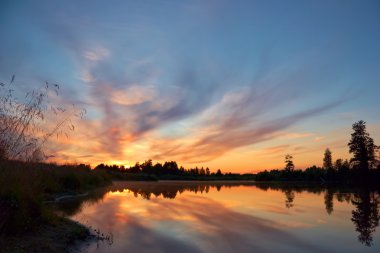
[{"xmin": 1, "ymin": 0, "xmax": 380, "ymax": 173}]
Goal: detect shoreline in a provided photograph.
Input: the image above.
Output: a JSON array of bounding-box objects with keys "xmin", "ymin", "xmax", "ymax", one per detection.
[
  {"xmin": 0, "ymin": 217, "xmax": 92, "ymax": 253},
  {"xmin": 0, "ymin": 183, "xmax": 114, "ymax": 253}
]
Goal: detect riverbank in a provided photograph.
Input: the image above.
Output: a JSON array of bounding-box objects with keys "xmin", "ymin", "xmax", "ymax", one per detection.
[
  {"xmin": 0, "ymin": 160, "xmax": 111, "ymax": 252},
  {"xmin": 0, "ymin": 217, "xmax": 91, "ymax": 253}
]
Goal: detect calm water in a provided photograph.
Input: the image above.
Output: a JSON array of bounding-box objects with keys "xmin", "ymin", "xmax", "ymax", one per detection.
[{"xmin": 56, "ymin": 181, "xmax": 380, "ymax": 253}]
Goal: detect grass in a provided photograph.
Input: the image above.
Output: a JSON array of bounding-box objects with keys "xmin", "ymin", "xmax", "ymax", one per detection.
[
  {"xmin": 0, "ymin": 159, "xmax": 111, "ymax": 250},
  {"xmin": 0, "ymin": 217, "xmax": 91, "ymax": 253}
]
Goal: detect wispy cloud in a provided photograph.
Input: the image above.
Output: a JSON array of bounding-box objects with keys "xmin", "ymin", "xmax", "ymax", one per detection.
[
  {"xmin": 43, "ymin": 39, "xmax": 348, "ymax": 165},
  {"xmin": 4, "ymin": 0, "xmax": 375, "ymax": 170},
  {"xmin": 152, "ymin": 86, "xmax": 343, "ymax": 162}
]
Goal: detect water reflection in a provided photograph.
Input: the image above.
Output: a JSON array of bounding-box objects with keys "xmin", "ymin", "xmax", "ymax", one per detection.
[
  {"xmin": 254, "ymin": 183, "xmax": 380, "ymax": 246},
  {"xmin": 55, "ymin": 181, "xmax": 380, "ymax": 252},
  {"xmin": 52, "ymin": 188, "xmax": 108, "ymax": 216},
  {"xmin": 324, "ymin": 189, "xmax": 334, "ymax": 215},
  {"xmin": 283, "ymin": 189, "xmax": 295, "ymax": 209},
  {"xmin": 121, "ymin": 181, "xmax": 254, "ymax": 200},
  {"xmin": 351, "ymin": 191, "xmax": 380, "ymax": 246}
]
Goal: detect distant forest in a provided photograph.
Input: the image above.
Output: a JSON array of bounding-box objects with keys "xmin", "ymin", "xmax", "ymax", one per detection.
[
  {"xmin": 94, "ymin": 160, "xmax": 255, "ymax": 181},
  {"xmin": 95, "ymin": 120, "xmax": 380, "ymax": 185}
]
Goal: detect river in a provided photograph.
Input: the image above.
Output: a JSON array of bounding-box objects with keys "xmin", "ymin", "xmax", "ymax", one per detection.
[{"xmin": 53, "ymin": 181, "xmax": 380, "ymax": 253}]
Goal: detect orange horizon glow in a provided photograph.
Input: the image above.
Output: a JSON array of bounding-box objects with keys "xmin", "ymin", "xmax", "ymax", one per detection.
[
  {"xmin": 44, "ymin": 123, "xmax": 380, "ymax": 173},
  {"xmin": 45, "ymin": 123, "xmax": 380, "ymax": 174},
  {"xmin": 46, "ymin": 128, "xmax": 356, "ymax": 173}
]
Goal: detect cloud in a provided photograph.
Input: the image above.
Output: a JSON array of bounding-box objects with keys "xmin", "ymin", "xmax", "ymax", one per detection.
[
  {"xmin": 65, "ymin": 49, "xmax": 227, "ymax": 160},
  {"xmin": 83, "ymin": 46, "xmax": 110, "ymax": 62},
  {"xmin": 11, "ymin": 0, "xmax": 353, "ymax": 167},
  {"xmin": 150, "ymin": 88, "xmax": 345, "ymax": 163},
  {"xmin": 262, "ymin": 145, "xmax": 290, "ymax": 155},
  {"xmin": 110, "ymin": 85, "xmax": 156, "ymax": 106},
  {"xmin": 281, "ymin": 132, "xmax": 314, "ymax": 139},
  {"xmin": 45, "ymin": 46, "xmax": 346, "ymax": 165},
  {"xmin": 47, "ymin": 43, "xmax": 347, "ymax": 164},
  {"xmin": 314, "ymin": 136, "xmax": 325, "ymax": 142}
]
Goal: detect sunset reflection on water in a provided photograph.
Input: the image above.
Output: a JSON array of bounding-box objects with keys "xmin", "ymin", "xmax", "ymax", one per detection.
[{"xmin": 62, "ymin": 181, "xmax": 380, "ymax": 253}]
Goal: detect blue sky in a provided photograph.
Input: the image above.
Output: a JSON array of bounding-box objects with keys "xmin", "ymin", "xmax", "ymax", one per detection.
[{"xmin": 1, "ymin": 0, "xmax": 379, "ymax": 171}]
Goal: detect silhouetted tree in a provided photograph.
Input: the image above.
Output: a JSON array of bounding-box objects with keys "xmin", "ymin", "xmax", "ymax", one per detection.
[
  {"xmin": 95, "ymin": 163, "xmax": 106, "ymax": 170},
  {"xmin": 163, "ymin": 161, "xmax": 179, "ymax": 175},
  {"xmin": 284, "ymin": 154, "xmax": 295, "ymax": 172},
  {"xmin": 304, "ymin": 165, "xmax": 324, "ymax": 181},
  {"xmin": 323, "ymin": 148, "xmax": 333, "ymax": 170},
  {"xmin": 348, "ymin": 121, "xmax": 377, "ymax": 174},
  {"xmin": 154, "ymin": 162, "xmax": 163, "ymax": 175},
  {"xmin": 129, "ymin": 162, "xmax": 141, "ymax": 173},
  {"xmin": 334, "ymin": 159, "xmax": 343, "ymax": 171},
  {"xmin": 141, "ymin": 159, "xmax": 154, "ymax": 174},
  {"xmin": 334, "ymin": 158, "xmax": 350, "ymax": 178},
  {"xmin": 179, "ymin": 166, "xmax": 185, "ymax": 175}
]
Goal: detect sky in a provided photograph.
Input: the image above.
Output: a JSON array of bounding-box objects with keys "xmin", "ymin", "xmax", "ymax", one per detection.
[{"xmin": 1, "ymin": 0, "xmax": 379, "ymax": 173}]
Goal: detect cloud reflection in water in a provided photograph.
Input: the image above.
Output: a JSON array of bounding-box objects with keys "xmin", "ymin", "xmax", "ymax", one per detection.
[{"xmin": 74, "ymin": 183, "xmax": 330, "ymax": 253}]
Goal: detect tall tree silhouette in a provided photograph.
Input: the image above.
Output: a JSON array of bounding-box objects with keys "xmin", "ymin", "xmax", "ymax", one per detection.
[
  {"xmin": 323, "ymin": 148, "xmax": 333, "ymax": 170},
  {"xmin": 348, "ymin": 121, "xmax": 377, "ymax": 174},
  {"xmin": 351, "ymin": 191, "xmax": 380, "ymax": 246},
  {"xmin": 284, "ymin": 154, "xmax": 295, "ymax": 172}
]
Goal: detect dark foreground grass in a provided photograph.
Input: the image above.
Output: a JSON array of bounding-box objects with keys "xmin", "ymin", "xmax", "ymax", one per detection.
[
  {"xmin": 0, "ymin": 217, "xmax": 91, "ymax": 253},
  {"xmin": 0, "ymin": 160, "xmax": 111, "ymax": 252}
]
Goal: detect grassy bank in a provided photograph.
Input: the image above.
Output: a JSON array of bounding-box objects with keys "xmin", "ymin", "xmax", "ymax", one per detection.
[
  {"xmin": 0, "ymin": 217, "xmax": 91, "ymax": 253},
  {"xmin": 0, "ymin": 160, "xmax": 111, "ymax": 252}
]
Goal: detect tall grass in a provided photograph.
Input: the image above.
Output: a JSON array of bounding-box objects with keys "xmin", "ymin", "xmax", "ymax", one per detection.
[
  {"xmin": 0, "ymin": 160, "xmax": 110, "ymax": 235},
  {"xmin": 0, "ymin": 75, "xmax": 85, "ymax": 161},
  {"xmin": 0, "ymin": 76, "xmax": 105, "ymax": 236}
]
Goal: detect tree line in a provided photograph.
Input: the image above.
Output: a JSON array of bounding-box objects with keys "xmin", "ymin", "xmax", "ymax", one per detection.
[
  {"xmin": 94, "ymin": 160, "xmax": 255, "ymax": 180},
  {"xmin": 255, "ymin": 120, "xmax": 380, "ymax": 185},
  {"xmin": 96, "ymin": 120, "xmax": 379, "ymax": 184}
]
